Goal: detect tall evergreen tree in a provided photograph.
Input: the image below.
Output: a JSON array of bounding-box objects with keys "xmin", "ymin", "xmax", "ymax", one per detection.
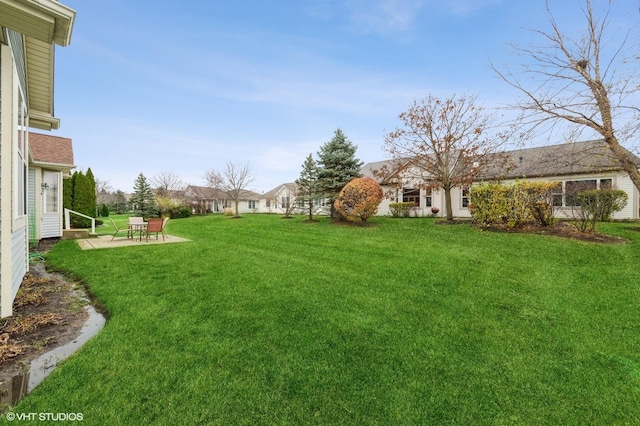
[
  {"xmin": 114, "ymin": 190, "xmax": 128, "ymax": 214},
  {"xmin": 86, "ymin": 168, "xmax": 97, "ymax": 217},
  {"xmin": 316, "ymin": 129, "xmax": 363, "ymax": 218},
  {"xmin": 131, "ymin": 173, "xmax": 156, "ymax": 217},
  {"xmin": 68, "ymin": 170, "xmax": 95, "ymax": 227},
  {"xmin": 295, "ymin": 153, "xmax": 319, "ymax": 221}
]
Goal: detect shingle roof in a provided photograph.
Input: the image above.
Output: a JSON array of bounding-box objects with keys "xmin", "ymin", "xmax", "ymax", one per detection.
[
  {"xmin": 29, "ymin": 132, "xmax": 74, "ymax": 166},
  {"xmin": 262, "ymin": 182, "xmax": 298, "ymax": 198},
  {"xmin": 480, "ymin": 140, "xmax": 640, "ymax": 180},
  {"xmin": 362, "ymin": 140, "xmax": 640, "ymax": 182}
]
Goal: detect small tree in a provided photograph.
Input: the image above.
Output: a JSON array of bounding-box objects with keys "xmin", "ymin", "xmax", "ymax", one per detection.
[
  {"xmin": 114, "ymin": 190, "xmax": 128, "ymax": 214},
  {"xmin": 131, "ymin": 173, "xmax": 156, "ymax": 217},
  {"xmin": 574, "ymin": 189, "xmax": 627, "ymax": 233},
  {"xmin": 379, "ymin": 93, "xmax": 509, "ymax": 221},
  {"xmin": 150, "ymin": 170, "xmax": 186, "ymax": 198},
  {"xmin": 205, "ymin": 163, "xmax": 255, "ymax": 217},
  {"xmin": 334, "ymin": 177, "xmax": 383, "ymax": 224},
  {"xmin": 295, "ymin": 154, "xmax": 319, "ymax": 221},
  {"xmin": 317, "ymin": 129, "xmax": 363, "ymax": 219},
  {"xmin": 279, "ymin": 185, "xmax": 299, "ymax": 218}
]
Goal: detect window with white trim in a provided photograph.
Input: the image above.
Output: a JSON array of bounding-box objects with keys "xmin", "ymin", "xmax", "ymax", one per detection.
[
  {"xmin": 462, "ymin": 187, "xmax": 470, "ymax": 208},
  {"xmin": 15, "ymin": 89, "xmax": 27, "ymax": 219},
  {"xmin": 43, "ymin": 171, "xmax": 58, "ymax": 213}
]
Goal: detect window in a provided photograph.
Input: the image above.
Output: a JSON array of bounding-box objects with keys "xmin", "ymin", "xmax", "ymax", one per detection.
[
  {"xmin": 462, "ymin": 187, "xmax": 470, "ymax": 208},
  {"xmin": 281, "ymin": 196, "xmax": 290, "ymax": 209},
  {"xmin": 553, "ymin": 179, "xmax": 612, "ymax": 207},
  {"xmin": 551, "ymin": 182, "xmax": 563, "ymax": 207},
  {"xmin": 43, "ymin": 172, "xmax": 58, "ymax": 213},
  {"xmin": 403, "ymin": 188, "xmax": 420, "ymax": 206},
  {"xmin": 600, "ymin": 179, "xmax": 612, "ymax": 190},
  {"xmin": 266, "ymin": 198, "xmax": 271, "ymax": 208},
  {"xmin": 314, "ymin": 198, "xmax": 327, "ymax": 207},
  {"xmin": 248, "ymin": 200, "xmax": 256, "ymax": 209},
  {"xmin": 425, "ymin": 188, "xmax": 432, "ymax": 207},
  {"xmin": 14, "ymin": 90, "xmax": 27, "ymax": 219},
  {"xmin": 565, "ymin": 180, "xmax": 597, "ymax": 206}
]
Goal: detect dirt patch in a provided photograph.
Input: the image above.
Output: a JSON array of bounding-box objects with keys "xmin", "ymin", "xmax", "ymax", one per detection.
[
  {"xmin": 0, "ymin": 239, "xmax": 89, "ymax": 394},
  {"xmin": 477, "ymin": 221, "xmax": 628, "ymax": 244}
]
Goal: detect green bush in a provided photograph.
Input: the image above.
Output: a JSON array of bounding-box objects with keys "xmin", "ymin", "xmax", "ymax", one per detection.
[
  {"xmin": 470, "ymin": 181, "xmax": 557, "ymax": 228},
  {"xmin": 574, "ymin": 189, "xmax": 627, "ymax": 232},
  {"xmin": 389, "ymin": 202, "xmax": 415, "ymax": 218}
]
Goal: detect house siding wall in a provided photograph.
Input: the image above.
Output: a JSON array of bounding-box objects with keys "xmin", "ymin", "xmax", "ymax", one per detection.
[
  {"xmin": 375, "ymin": 171, "xmax": 639, "ymax": 220},
  {"xmin": 10, "ymin": 227, "xmax": 27, "ymax": 303},
  {"xmin": 28, "ymin": 167, "xmax": 37, "ymax": 242}
]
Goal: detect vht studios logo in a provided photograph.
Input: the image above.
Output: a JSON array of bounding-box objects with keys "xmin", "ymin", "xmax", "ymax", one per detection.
[{"xmin": 4, "ymin": 412, "xmax": 84, "ymax": 421}]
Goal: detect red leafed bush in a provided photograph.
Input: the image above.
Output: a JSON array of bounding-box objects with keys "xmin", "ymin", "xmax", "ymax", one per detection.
[{"xmin": 334, "ymin": 177, "xmax": 383, "ymax": 223}]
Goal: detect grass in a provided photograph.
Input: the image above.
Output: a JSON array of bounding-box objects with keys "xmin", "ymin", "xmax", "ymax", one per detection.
[{"xmin": 12, "ymin": 214, "xmax": 640, "ymax": 424}]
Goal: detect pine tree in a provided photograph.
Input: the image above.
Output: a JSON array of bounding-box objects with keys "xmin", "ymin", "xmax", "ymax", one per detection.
[
  {"xmin": 131, "ymin": 173, "xmax": 156, "ymax": 217},
  {"xmin": 316, "ymin": 129, "xmax": 363, "ymax": 218},
  {"xmin": 295, "ymin": 153, "xmax": 319, "ymax": 221},
  {"xmin": 69, "ymin": 170, "xmax": 95, "ymax": 227},
  {"xmin": 114, "ymin": 190, "xmax": 128, "ymax": 214},
  {"xmin": 86, "ymin": 168, "xmax": 97, "ymax": 217}
]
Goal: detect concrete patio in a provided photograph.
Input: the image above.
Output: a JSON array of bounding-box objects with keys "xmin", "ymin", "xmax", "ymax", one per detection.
[{"xmin": 76, "ymin": 235, "xmax": 191, "ymax": 250}]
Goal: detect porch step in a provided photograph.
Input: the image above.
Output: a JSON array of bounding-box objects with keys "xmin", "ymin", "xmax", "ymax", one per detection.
[{"xmin": 62, "ymin": 229, "xmax": 99, "ymax": 240}]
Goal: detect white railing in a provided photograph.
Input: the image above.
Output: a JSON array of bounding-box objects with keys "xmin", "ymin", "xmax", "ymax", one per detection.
[{"xmin": 64, "ymin": 208, "xmax": 95, "ymax": 234}]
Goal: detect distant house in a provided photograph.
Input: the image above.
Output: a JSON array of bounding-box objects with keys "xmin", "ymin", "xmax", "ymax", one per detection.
[
  {"xmin": 183, "ymin": 185, "xmax": 261, "ymax": 214},
  {"xmin": 28, "ymin": 133, "xmax": 75, "ymax": 242},
  {"xmin": 260, "ymin": 183, "xmax": 298, "ymax": 214},
  {"xmin": 0, "ymin": 1, "xmax": 76, "ymax": 318},
  {"xmin": 260, "ymin": 182, "xmax": 330, "ymax": 215},
  {"xmin": 362, "ymin": 140, "xmax": 640, "ymax": 220}
]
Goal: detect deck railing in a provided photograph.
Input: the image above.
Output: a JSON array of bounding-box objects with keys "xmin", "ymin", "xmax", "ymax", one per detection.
[{"xmin": 64, "ymin": 208, "xmax": 96, "ymax": 234}]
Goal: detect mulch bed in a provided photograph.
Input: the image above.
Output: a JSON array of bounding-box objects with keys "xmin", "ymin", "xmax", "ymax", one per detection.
[{"xmin": 1, "ymin": 239, "xmax": 89, "ymax": 396}]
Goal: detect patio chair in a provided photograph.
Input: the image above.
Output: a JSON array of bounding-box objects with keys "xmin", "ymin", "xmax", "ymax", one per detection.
[
  {"xmin": 109, "ymin": 218, "xmax": 131, "ymax": 241},
  {"xmin": 145, "ymin": 218, "xmax": 164, "ymax": 242}
]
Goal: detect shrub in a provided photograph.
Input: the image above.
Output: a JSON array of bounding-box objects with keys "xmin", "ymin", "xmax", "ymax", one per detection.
[
  {"xmin": 389, "ymin": 202, "xmax": 415, "ymax": 218},
  {"xmin": 574, "ymin": 189, "xmax": 627, "ymax": 232},
  {"xmin": 334, "ymin": 177, "xmax": 383, "ymax": 223},
  {"xmin": 469, "ymin": 181, "xmax": 557, "ymax": 228}
]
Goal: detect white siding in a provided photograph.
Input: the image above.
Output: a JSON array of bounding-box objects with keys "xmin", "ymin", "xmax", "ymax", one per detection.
[
  {"xmin": 10, "ymin": 227, "xmax": 27, "ymax": 302},
  {"xmin": 376, "ymin": 170, "xmax": 639, "ymax": 220},
  {"xmin": 28, "ymin": 167, "xmax": 37, "ymax": 241}
]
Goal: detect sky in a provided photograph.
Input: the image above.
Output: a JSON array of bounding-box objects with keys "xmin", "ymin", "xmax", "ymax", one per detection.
[{"xmin": 46, "ymin": 0, "xmax": 640, "ymax": 194}]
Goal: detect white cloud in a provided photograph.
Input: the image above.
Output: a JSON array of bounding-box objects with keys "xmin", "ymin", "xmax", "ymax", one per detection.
[{"xmin": 345, "ymin": 0, "xmax": 427, "ymax": 34}]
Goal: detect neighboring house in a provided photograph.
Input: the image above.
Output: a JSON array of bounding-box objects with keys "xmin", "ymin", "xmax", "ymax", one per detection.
[
  {"xmin": 0, "ymin": 1, "xmax": 76, "ymax": 318},
  {"xmin": 260, "ymin": 183, "xmax": 298, "ymax": 214},
  {"xmin": 28, "ymin": 133, "xmax": 75, "ymax": 242},
  {"xmin": 184, "ymin": 185, "xmax": 261, "ymax": 214},
  {"xmin": 362, "ymin": 140, "xmax": 640, "ymax": 220},
  {"xmin": 258, "ymin": 182, "xmax": 331, "ymax": 216}
]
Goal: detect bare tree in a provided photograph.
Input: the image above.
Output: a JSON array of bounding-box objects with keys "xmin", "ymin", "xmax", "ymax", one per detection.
[
  {"xmin": 378, "ymin": 93, "xmax": 510, "ymax": 221},
  {"xmin": 205, "ymin": 162, "xmax": 255, "ymax": 217},
  {"xmin": 150, "ymin": 170, "xmax": 186, "ymax": 198},
  {"xmin": 493, "ymin": 0, "xmax": 640, "ymax": 192},
  {"xmin": 95, "ymin": 178, "xmax": 114, "ymax": 206}
]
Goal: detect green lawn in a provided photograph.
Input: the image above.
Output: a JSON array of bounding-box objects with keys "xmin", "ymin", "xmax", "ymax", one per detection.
[{"xmin": 12, "ymin": 215, "xmax": 640, "ymax": 424}]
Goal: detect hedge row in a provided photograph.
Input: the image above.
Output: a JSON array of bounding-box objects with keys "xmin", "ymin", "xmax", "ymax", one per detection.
[{"xmin": 469, "ymin": 182, "xmax": 557, "ymax": 228}]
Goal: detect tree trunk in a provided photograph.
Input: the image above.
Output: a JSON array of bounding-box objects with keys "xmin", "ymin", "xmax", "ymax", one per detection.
[
  {"xmin": 606, "ymin": 135, "xmax": 640, "ymax": 194},
  {"xmin": 444, "ymin": 187, "xmax": 454, "ymax": 221}
]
